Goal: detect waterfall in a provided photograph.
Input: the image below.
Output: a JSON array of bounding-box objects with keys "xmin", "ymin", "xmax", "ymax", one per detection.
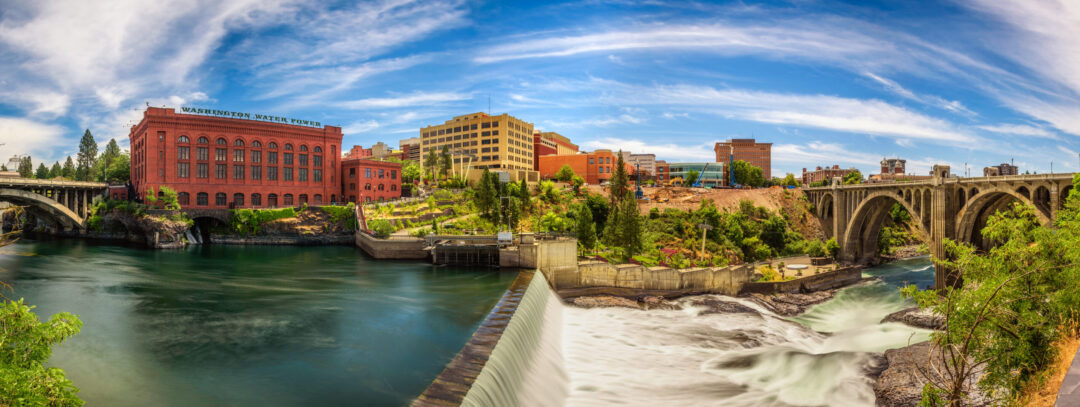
[{"xmin": 461, "ymin": 272, "xmax": 569, "ymax": 407}]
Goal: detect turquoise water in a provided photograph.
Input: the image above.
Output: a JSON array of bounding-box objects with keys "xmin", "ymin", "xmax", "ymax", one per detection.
[{"xmin": 0, "ymin": 238, "xmax": 516, "ymax": 406}]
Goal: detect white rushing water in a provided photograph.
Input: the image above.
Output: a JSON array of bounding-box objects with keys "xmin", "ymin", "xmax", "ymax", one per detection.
[{"xmin": 560, "ymin": 258, "xmax": 935, "ymax": 407}]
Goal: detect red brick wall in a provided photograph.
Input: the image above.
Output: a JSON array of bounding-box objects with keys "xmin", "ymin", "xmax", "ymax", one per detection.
[
  {"xmin": 129, "ymin": 107, "xmax": 343, "ymax": 209},
  {"xmin": 537, "ymin": 152, "xmax": 617, "ymax": 185},
  {"xmin": 340, "ymin": 159, "xmax": 402, "ymax": 203}
]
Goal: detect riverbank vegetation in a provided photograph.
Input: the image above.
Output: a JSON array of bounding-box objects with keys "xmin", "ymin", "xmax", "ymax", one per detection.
[{"xmin": 902, "ymin": 175, "xmax": 1080, "ymax": 406}]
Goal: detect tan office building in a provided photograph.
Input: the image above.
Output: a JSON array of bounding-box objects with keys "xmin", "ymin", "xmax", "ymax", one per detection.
[
  {"xmin": 420, "ymin": 112, "xmax": 538, "ymax": 182},
  {"xmin": 714, "ymin": 138, "xmax": 772, "ymax": 179}
]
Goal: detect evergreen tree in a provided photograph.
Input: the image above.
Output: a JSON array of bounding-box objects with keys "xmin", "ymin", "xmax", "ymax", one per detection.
[
  {"xmin": 49, "ymin": 161, "xmax": 62, "ymax": 178},
  {"xmin": 106, "ymin": 153, "xmax": 131, "ymax": 183},
  {"xmin": 34, "ymin": 163, "xmax": 48, "ymax": 179},
  {"xmin": 575, "ymin": 203, "xmax": 597, "ymax": 252},
  {"xmin": 518, "ymin": 179, "xmax": 530, "ymax": 213},
  {"xmin": 62, "ymin": 156, "xmax": 76, "ymax": 179},
  {"xmin": 97, "ymin": 138, "xmax": 122, "ymax": 181},
  {"xmin": 76, "ymin": 129, "xmax": 97, "ymax": 181},
  {"xmin": 424, "ymin": 151, "xmax": 439, "ymax": 180},
  {"xmin": 608, "ymin": 151, "xmax": 628, "ymax": 208},
  {"xmin": 17, "ymin": 156, "xmax": 33, "ymax": 178},
  {"xmin": 475, "ymin": 169, "xmax": 496, "ymax": 218},
  {"xmin": 616, "ymin": 190, "xmax": 643, "ymax": 259},
  {"xmin": 439, "ymin": 145, "xmax": 451, "ymax": 179}
]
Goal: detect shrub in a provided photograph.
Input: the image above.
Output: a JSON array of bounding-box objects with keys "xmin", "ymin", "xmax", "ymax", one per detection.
[
  {"xmin": 369, "ymin": 219, "xmax": 394, "ymax": 238},
  {"xmin": 229, "ymin": 207, "xmax": 297, "ymax": 236},
  {"xmin": 321, "ymin": 203, "xmax": 358, "ymax": 231}
]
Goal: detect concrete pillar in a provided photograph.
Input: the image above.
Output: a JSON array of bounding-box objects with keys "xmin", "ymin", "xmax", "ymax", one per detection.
[
  {"xmin": 930, "ymin": 165, "xmax": 954, "ymax": 288},
  {"xmin": 1050, "ymin": 181, "xmax": 1060, "ymax": 220}
]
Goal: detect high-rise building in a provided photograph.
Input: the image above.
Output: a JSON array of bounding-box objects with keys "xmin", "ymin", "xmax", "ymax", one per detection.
[
  {"xmin": 627, "ymin": 154, "xmax": 657, "ymax": 177},
  {"xmin": 399, "ymin": 137, "xmax": 421, "ymax": 162},
  {"xmin": 420, "ymin": 112, "xmax": 538, "ymax": 182},
  {"xmin": 128, "ymin": 107, "xmax": 342, "ymax": 208},
  {"xmin": 714, "ymin": 138, "xmax": 772, "ymax": 179}
]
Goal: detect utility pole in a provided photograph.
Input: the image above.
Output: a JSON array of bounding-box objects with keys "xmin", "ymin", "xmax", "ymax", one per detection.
[{"xmin": 697, "ymin": 223, "xmax": 713, "ymax": 261}]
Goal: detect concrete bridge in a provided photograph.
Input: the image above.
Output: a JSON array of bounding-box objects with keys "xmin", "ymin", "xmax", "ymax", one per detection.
[
  {"xmin": 0, "ymin": 177, "xmax": 108, "ymax": 230},
  {"xmin": 804, "ymin": 165, "xmax": 1074, "ymax": 288}
]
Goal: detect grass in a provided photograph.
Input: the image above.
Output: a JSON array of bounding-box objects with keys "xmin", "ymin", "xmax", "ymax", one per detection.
[{"xmin": 1012, "ymin": 329, "xmax": 1080, "ymax": 406}]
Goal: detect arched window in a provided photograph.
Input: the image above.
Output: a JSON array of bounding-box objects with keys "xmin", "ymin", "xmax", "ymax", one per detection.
[
  {"xmin": 313, "ymin": 146, "xmax": 322, "ymax": 153},
  {"xmin": 377, "ymin": 184, "xmax": 385, "ymax": 191},
  {"xmin": 251, "ymin": 193, "xmax": 261, "ymax": 207},
  {"xmin": 268, "ymin": 194, "xmax": 278, "ymax": 207},
  {"xmin": 365, "ymin": 183, "xmax": 371, "ymax": 190},
  {"xmin": 197, "ymin": 136, "xmax": 209, "ymax": 144},
  {"xmin": 349, "ymin": 195, "xmax": 356, "ymax": 203},
  {"xmin": 215, "ymin": 192, "xmax": 227, "ymax": 206},
  {"xmin": 349, "ymin": 183, "xmax": 356, "ymax": 190},
  {"xmin": 233, "ymin": 193, "xmax": 244, "ymax": 206},
  {"xmin": 268, "ymin": 142, "xmax": 278, "ymax": 149},
  {"xmin": 284, "ymin": 144, "xmax": 293, "ymax": 151},
  {"xmin": 178, "ymin": 192, "xmax": 190, "ymax": 206},
  {"xmin": 299, "ymin": 194, "xmax": 308, "ymax": 204},
  {"xmin": 330, "ymin": 194, "xmax": 336, "ymax": 204},
  {"xmin": 364, "ymin": 196, "xmax": 371, "ymax": 203},
  {"xmin": 391, "ymin": 184, "xmax": 397, "ymax": 191},
  {"xmin": 314, "ymin": 194, "xmax": 322, "ymax": 204},
  {"xmin": 197, "ymin": 192, "xmax": 208, "ymax": 206},
  {"xmin": 283, "ymin": 194, "xmax": 294, "ymax": 206},
  {"xmin": 251, "ymin": 141, "xmax": 261, "ymax": 148},
  {"xmin": 234, "ymin": 139, "xmax": 245, "ymax": 147},
  {"xmin": 299, "ymin": 145, "xmax": 308, "ymax": 151},
  {"xmin": 216, "ymin": 138, "xmax": 227, "ymax": 145}
]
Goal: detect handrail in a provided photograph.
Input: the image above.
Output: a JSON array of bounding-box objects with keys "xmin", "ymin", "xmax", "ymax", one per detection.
[{"xmin": 0, "ymin": 177, "xmax": 108, "ymax": 188}]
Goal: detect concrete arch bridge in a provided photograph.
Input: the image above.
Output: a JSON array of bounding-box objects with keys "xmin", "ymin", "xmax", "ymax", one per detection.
[
  {"xmin": 0, "ymin": 177, "xmax": 108, "ymax": 230},
  {"xmin": 804, "ymin": 165, "xmax": 1075, "ymax": 288}
]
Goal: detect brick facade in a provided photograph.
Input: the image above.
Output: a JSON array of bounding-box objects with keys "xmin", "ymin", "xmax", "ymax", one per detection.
[
  {"xmin": 340, "ymin": 158, "xmax": 402, "ymax": 203},
  {"xmin": 537, "ymin": 150, "xmax": 629, "ymax": 185},
  {"xmin": 714, "ymin": 138, "xmax": 772, "ymax": 179}
]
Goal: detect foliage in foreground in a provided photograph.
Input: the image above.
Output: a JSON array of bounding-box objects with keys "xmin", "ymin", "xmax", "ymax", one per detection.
[
  {"xmin": 230, "ymin": 207, "xmax": 297, "ymax": 236},
  {"xmin": 0, "ymin": 298, "xmax": 84, "ymax": 407}
]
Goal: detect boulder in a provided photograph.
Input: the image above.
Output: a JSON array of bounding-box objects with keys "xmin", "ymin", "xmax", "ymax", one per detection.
[{"xmin": 881, "ymin": 307, "xmax": 944, "ymax": 330}]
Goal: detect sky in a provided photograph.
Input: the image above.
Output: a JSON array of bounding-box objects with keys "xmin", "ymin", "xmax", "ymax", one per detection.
[{"xmin": 0, "ymin": 0, "xmax": 1078, "ymax": 178}]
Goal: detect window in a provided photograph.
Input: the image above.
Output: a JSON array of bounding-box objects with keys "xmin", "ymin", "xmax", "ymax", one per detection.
[
  {"xmin": 284, "ymin": 153, "xmax": 293, "ymax": 165},
  {"xmin": 216, "ymin": 148, "xmax": 226, "ymax": 161},
  {"xmin": 234, "ymin": 165, "xmax": 244, "ymax": 179},
  {"xmin": 198, "ymin": 137, "xmax": 208, "ymax": 144},
  {"xmin": 349, "ymin": 195, "xmax": 356, "ymax": 202},
  {"xmin": 283, "ymin": 194, "xmax": 294, "ymax": 206},
  {"xmin": 267, "ymin": 167, "xmax": 277, "ymax": 181},
  {"xmin": 215, "ymin": 193, "xmax": 227, "ymax": 206},
  {"xmin": 482, "ymin": 122, "xmax": 491, "ymax": 129},
  {"xmin": 268, "ymin": 142, "xmax": 278, "ymax": 149},
  {"xmin": 365, "ymin": 183, "xmax": 371, "ymax": 190},
  {"xmin": 268, "ymin": 152, "xmax": 277, "ymax": 164},
  {"xmin": 177, "ymin": 162, "xmax": 190, "ymax": 178},
  {"xmin": 251, "ymin": 141, "xmax": 261, "ymax": 148},
  {"xmin": 197, "ymin": 163, "xmax": 208, "ymax": 178},
  {"xmin": 197, "ymin": 147, "xmax": 208, "ymax": 160},
  {"xmin": 233, "ymin": 193, "xmax": 244, "ymax": 206},
  {"xmin": 216, "ymin": 138, "xmax": 227, "ymax": 145},
  {"xmin": 234, "ymin": 139, "xmax": 244, "ymax": 147},
  {"xmin": 378, "ymin": 169, "xmax": 385, "ymax": 178},
  {"xmin": 313, "ymin": 194, "xmax": 322, "ymax": 204},
  {"xmin": 349, "ymin": 168, "xmax": 356, "ymax": 177},
  {"xmin": 349, "ymin": 183, "xmax": 356, "ymax": 190},
  {"xmin": 197, "ymin": 192, "xmax": 208, "ymax": 206},
  {"xmin": 313, "ymin": 169, "xmax": 322, "ymax": 182},
  {"xmin": 284, "ymin": 144, "xmax": 293, "ymax": 150},
  {"xmin": 391, "ymin": 170, "xmax": 397, "ymax": 179},
  {"xmin": 378, "ymin": 184, "xmax": 385, "ymax": 191},
  {"xmin": 178, "ymin": 192, "xmax": 189, "ymax": 206},
  {"xmin": 251, "ymin": 166, "xmax": 261, "ymax": 180},
  {"xmin": 178, "ymin": 146, "xmax": 190, "ymax": 160},
  {"xmin": 178, "ymin": 135, "xmax": 190, "ymax": 143},
  {"xmin": 268, "ymin": 194, "xmax": 278, "ymax": 207},
  {"xmin": 299, "ymin": 154, "xmax": 308, "ymax": 166},
  {"xmin": 299, "ymin": 168, "xmax": 308, "ymax": 182},
  {"xmin": 251, "ymin": 193, "xmax": 261, "ymax": 207},
  {"xmin": 284, "ymin": 167, "xmax": 293, "ymax": 181},
  {"xmin": 313, "ymin": 155, "xmax": 322, "ymax": 167},
  {"xmin": 216, "ymin": 164, "xmax": 226, "ymax": 179},
  {"xmin": 299, "ymin": 145, "xmax": 308, "ymax": 152},
  {"xmin": 590, "ymin": 158, "xmax": 594, "ymax": 164},
  {"xmin": 313, "ymin": 146, "xmax": 322, "ymax": 153},
  {"xmin": 299, "ymin": 194, "xmax": 308, "ymax": 204},
  {"xmin": 365, "ymin": 168, "xmax": 371, "ymax": 178},
  {"xmin": 493, "ymin": 130, "xmax": 499, "ymax": 136},
  {"xmin": 234, "ymin": 149, "xmax": 244, "ymax": 162},
  {"xmin": 251, "ymin": 150, "xmax": 261, "ymax": 163}
]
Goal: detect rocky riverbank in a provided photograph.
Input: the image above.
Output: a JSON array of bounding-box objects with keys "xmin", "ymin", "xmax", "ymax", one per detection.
[
  {"xmin": 873, "ymin": 341, "xmax": 992, "ymax": 406},
  {"xmin": 881, "ymin": 306, "xmax": 944, "ymax": 330},
  {"xmin": 208, "ymin": 233, "xmax": 354, "ymax": 246},
  {"xmin": 740, "ymin": 288, "xmax": 842, "ymax": 316}
]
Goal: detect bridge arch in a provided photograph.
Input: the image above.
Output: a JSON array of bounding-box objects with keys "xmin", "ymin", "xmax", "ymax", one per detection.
[
  {"xmin": 817, "ymin": 192, "xmax": 835, "ymax": 238},
  {"xmin": 955, "ymin": 188, "xmax": 1050, "ymax": 250},
  {"xmin": 841, "ymin": 191, "xmax": 926, "ymax": 264},
  {"xmin": 0, "ymin": 188, "xmax": 83, "ymax": 230}
]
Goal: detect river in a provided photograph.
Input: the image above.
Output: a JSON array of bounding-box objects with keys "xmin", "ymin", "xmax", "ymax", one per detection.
[
  {"xmin": 561, "ymin": 257, "xmax": 936, "ymax": 406},
  {"xmin": 0, "ymin": 237, "xmax": 516, "ymax": 406}
]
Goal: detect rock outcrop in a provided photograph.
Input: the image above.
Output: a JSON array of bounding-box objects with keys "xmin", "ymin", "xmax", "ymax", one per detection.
[
  {"xmin": 874, "ymin": 341, "xmax": 992, "ymax": 407},
  {"xmin": 881, "ymin": 307, "xmax": 944, "ymax": 330},
  {"xmin": 741, "ymin": 289, "xmax": 839, "ymax": 316}
]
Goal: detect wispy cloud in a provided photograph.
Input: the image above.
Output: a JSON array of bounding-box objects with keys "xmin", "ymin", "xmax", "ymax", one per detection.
[
  {"xmin": 863, "ymin": 72, "xmax": 977, "ymax": 118},
  {"xmin": 0, "ymin": 117, "xmax": 70, "ymax": 163},
  {"xmin": 976, "ymin": 123, "xmax": 1058, "ymax": 139},
  {"xmin": 339, "ymin": 92, "xmax": 472, "ymax": 110},
  {"xmin": 580, "ymin": 137, "xmax": 715, "ymax": 162}
]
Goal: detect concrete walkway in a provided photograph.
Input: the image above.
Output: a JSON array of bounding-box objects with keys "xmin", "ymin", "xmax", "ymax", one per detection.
[{"xmin": 1057, "ymin": 349, "xmax": 1080, "ymax": 406}]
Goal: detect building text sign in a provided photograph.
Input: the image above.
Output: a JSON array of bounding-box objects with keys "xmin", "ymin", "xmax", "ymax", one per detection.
[{"xmin": 180, "ymin": 107, "xmax": 322, "ymax": 128}]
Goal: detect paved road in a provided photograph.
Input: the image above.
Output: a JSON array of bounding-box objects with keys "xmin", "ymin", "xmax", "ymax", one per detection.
[{"xmin": 1058, "ymin": 349, "xmax": 1080, "ymax": 406}]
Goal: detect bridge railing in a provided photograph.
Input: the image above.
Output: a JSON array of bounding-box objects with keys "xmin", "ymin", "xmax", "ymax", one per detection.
[
  {"xmin": 804, "ymin": 173, "xmax": 1077, "ymax": 191},
  {"xmin": 0, "ymin": 177, "xmax": 109, "ymax": 188}
]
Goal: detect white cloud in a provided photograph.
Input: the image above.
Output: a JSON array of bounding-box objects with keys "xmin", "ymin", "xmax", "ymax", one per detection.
[
  {"xmin": 864, "ymin": 72, "xmax": 978, "ymax": 118},
  {"xmin": 580, "ymin": 137, "xmax": 714, "ymax": 162},
  {"xmin": 544, "ymin": 114, "xmax": 644, "ymax": 129},
  {"xmin": 976, "ymin": 123, "xmax": 1058, "ymax": 139},
  {"xmin": 343, "ymin": 120, "xmax": 381, "ymax": 135},
  {"xmin": 339, "ymin": 92, "xmax": 472, "ymax": 109},
  {"xmin": 0, "ymin": 117, "xmax": 70, "ymax": 163}
]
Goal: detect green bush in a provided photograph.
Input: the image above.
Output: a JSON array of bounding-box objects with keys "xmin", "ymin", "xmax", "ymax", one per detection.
[
  {"xmin": 0, "ymin": 299, "xmax": 84, "ymax": 406},
  {"xmin": 229, "ymin": 208, "xmax": 297, "ymax": 236},
  {"xmin": 321, "ymin": 204, "xmax": 358, "ymax": 231},
  {"xmin": 369, "ymin": 219, "xmax": 394, "ymax": 238},
  {"xmin": 86, "ymin": 215, "xmax": 103, "ymax": 232}
]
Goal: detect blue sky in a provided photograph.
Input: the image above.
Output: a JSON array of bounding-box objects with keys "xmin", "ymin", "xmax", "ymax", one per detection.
[{"xmin": 1, "ymin": 0, "xmax": 1078, "ymax": 178}]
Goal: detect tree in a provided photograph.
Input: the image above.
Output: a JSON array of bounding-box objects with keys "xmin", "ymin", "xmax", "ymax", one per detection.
[
  {"xmin": 576, "ymin": 203, "xmax": 597, "ymax": 252},
  {"xmin": 614, "ymin": 190, "xmax": 643, "ymax": 259},
  {"xmin": 684, "ymin": 169, "xmax": 701, "ymax": 186},
  {"xmin": 17, "ymin": 156, "xmax": 33, "ymax": 178},
  {"xmin": 780, "ymin": 173, "xmax": 799, "ymax": 187},
  {"xmin": 158, "ymin": 186, "xmax": 180, "ymax": 209},
  {"xmin": 96, "ymin": 138, "xmax": 122, "ymax": 181},
  {"xmin": 424, "ymin": 151, "xmax": 439, "ymax": 180},
  {"xmin": 555, "ymin": 165, "xmax": 576, "ymax": 182},
  {"xmin": 842, "ymin": 170, "xmax": 863, "ymax": 185},
  {"xmin": 824, "ymin": 237, "xmax": 840, "ymax": 258},
  {"xmin": 730, "ymin": 160, "xmax": 765, "ymax": 187},
  {"xmin": 585, "ymin": 193, "xmax": 611, "ymax": 239},
  {"xmin": 49, "ymin": 162, "xmax": 62, "ymax": 179},
  {"xmin": 34, "ymin": 163, "xmax": 49, "ymax": 179},
  {"xmin": 475, "ymin": 169, "xmax": 500, "ymax": 220},
  {"xmin": 105, "ymin": 153, "xmax": 131, "ymax": 183},
  {"xmin": 439, "ymin": 145, "xmax": 451, "ymax": 179},
  {"xmin": 517, "ymin": 179, "xmax": 530, "ymax": 213},
  {"xmin": 0, "ymin": 299, "xmax": 84, "ymax": 406},
  {"xmin": 608, "ymin": 151, "xmax": 629, "ymax": 208},
  {"xmin": 62, "ymin": 157, "xmax": 76, "ymax": 179},
  {"xmin": 571, "ymin": 175, "xmax": 585, "ymax": 195},
  {"xmin": 76, "ymin": 129, "xmax": 97, "ymax": 181}
]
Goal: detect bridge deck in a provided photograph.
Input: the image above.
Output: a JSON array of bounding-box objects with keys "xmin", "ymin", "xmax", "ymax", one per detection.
[
  {"xmin": 803, "ymin": 173, "xmax": 1075, "ymax": 191},
  {"xmin": 0, "ymin": 177, "xmax": 108, "ymax": 189}
]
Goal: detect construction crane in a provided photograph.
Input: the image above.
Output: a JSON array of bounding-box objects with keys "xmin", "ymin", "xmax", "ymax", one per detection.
[{"xmin": 692, "ymin": 162, "xmax": 710, "ymax": 188}]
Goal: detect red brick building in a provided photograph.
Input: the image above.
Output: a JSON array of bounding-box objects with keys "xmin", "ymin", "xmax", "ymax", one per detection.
[
  {"xmin": 341, "ymin": 158, "xmax": 402, "ymax": 203},
  {"xmin": 537, "ymin": 150, "xmax": 629, "ymax": 185},
  {"xmin": 714, "ymin": 138, "xmax": 772, "ymax": 179},
  {"xmin": 802, "ymin": 165, "xmax": 858, "ymax": 185},
  {"xmin": 344, "ymin": 145, "xmax": 373, "ymax": 159},
  {"xmin": 655, "ymin": 161, "xmax": 670, "ymax": 183},
  {"xmin": 128, "ymin": 107, "xmax": 343, "ymax": 208}
]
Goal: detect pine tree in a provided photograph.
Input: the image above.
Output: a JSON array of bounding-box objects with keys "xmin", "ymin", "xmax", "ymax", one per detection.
[
  {"xmin": 616, "ymin": 190, "xmax": 643, "ymax": 259},
  {"xmin": 439, "ymin": 145, "xmax": 451, "ymax": 179},
  {"xmin": 76, "ymin": 129, "xmax": 97, "ymax": 181},
  {"xmin": 97, "ymin": 138, "xmax": 122, "ymax": 181},
  {"xmin": 62, "ymin": 156, "xmax": 76, "ymax": 179},
  {"xmin": 34, "ymin": 163, "xmax": 48, "ymax": 179},
  {"xmin": 49, "ymin": 162, "xmax": 62, "ymax": 179},
  {"xmin": 17, "ymin": 156, "xmax": 33, "ymax": 178},
  {"xmin": 518, "ymin": 179, "xmax": 530, "ymax": 213},
  {"xmin": 576, "ymin": 203, "xmax": 597, "ymax": 252},
  {"xmin": 609, "ymin": 150, "xmax": 628, "ymax": 209}
]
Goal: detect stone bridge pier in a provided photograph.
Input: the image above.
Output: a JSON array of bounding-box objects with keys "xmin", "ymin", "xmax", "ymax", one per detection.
[{"xmin": 805, "ymin": 166, "xmax": 1074, "ymax": 288}]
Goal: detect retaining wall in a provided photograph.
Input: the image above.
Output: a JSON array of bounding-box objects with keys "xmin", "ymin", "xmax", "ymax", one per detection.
[
  {"xmin": 355, "ymin": 231, "xmax": 429, "ymax": 259},
  {"xmin": 545, "ymin": 261, "xmax": 754, "ymax": 298},
  {"xmin": 739, "ymin": 266, "xmax": 862, "ymax": 295}
]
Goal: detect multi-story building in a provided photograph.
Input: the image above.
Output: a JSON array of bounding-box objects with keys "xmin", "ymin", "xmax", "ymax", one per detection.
[
  {"xmin": 881, "ymin": 158, "xmax": 906, "ymax": 175},
  {"xmin": 537, "ymin": 150, "xmax": 626, "ymax": 185},
  {"xmin": 128, "ymin": 107, "xmax": 342, "ymax": 208},
  {"xmin": 399, "ymin": 137, "xmax": 421, "ymax": 162},
  {"xmin": 714, "ymin": 138, "xmax": 772, "ymax": 179},
  {"xmin": 369, "ymin": 142, "xmax": 393, "ymax": 159},
  {"xmin": 627, "ymin": 153, "xmax": 657, "ymax": 177},
  {"xmin": 983, "ymin": 162, "xmax": 1018, "ymax": 176},
  {"xmin": 340, "ymin": 158, "xmax": 401, "ymax": 203},
  {"xmin": 532, "ymin": 132, "xmax": 579, "ymax": 170},
  {"xmin": 666, "ymin": 162, "xmax": 726, "ymax": 187},
  {"xmin": 655, "ymin": 161, "xmax": 670, "ymax": 183},
  {"xmin": 420, "ymin": 112, "xmax": 538, "ymax": 182},
  {"xmin": 344, "ymin": 145, "xmax": 372, "ymax": 159},
  {"xmin": 802, "ymin": 165, "xmax": 859, "ymax": 185}
]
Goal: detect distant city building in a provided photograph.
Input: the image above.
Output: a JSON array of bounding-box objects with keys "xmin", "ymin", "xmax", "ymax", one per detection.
[
  {"xmin": 344, "ymin": 145, "xmax": 372, "ymax": 159},
  {"xmin": 369, "ymin": 142, "xmax": 393, "ymax": 159},
  {"xmin": 128, "ymin": 107, "xmax": 343, "ymax": 208},
  {"xmin": 881, "ymin": 158, "xmax": 906, "ymax": 175},
  {"xmin": 532, "ymin": 131, "xmax": 579, "ymax": 170},
  {"xmin": 655, "ymin": 160, "xmax": 670, "ymax": 183},
  {"xmin": 340, "ymin": 158, "xmax": 402, "ymax": 203},
  {"xmin": 867, "ymin": 157, "xmax": 932, "ymax": 183},
  {"xmin": 802, "ymin": 165, "xmax": 858, "ymax": 185},
  {"xmin": 420, "ymin": 113, "xmax": 536, "ymax": 177},
  {"xmin": 627, "ymin": 153, "xmax": 656, "ymax": 177},
  {"xmin": 983, "ymin": 162, "xmax": 1018, "ymax": 177},
  {"xmin": 666, "ymin": 162, "xmax": 726, "ymax": 187},
  {"xmin": 399, "ymin": 137, "xmax": 421, "ymax": 162},
  {"xmin": 714, "ymin": 138, "xmax": 772, "ymax": 179},
  {"xmin": 537, "ymin": 149, "xmax": 629, "ymax": 185}
]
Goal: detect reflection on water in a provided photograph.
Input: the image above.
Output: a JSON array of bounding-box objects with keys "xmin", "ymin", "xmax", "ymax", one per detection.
[{"xmin": 0, "ymin": 237, "xmax": 516, "ymax": 407}]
